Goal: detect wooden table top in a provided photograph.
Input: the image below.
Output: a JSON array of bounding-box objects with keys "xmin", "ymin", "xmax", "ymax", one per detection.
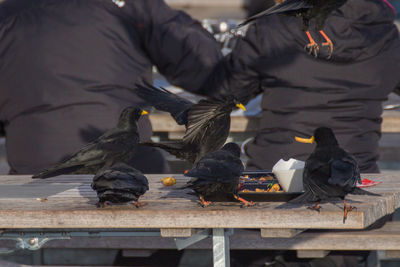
[
  {"xmin": 0, "ymin": 173, "xmax": 399, "ymax": 230},
  {"xmin": 149, "ymin": 110, "xmax": 400, "ymax": 133}
]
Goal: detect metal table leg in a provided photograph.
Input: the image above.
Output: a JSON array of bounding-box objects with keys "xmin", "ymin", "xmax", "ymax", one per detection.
[{"xmin": 213, "ymin": 228, "xmax": 230, "ymax": 267}]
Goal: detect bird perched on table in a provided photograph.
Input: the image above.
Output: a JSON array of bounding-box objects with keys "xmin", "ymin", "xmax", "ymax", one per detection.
[
  {"xmin": 91, "ymin": 162, "xmax": 149, "ymax": 208},
  {"xmin": 134, "ymin": 84, "xmax": 246, "ymax": 164},
  {"xmin": 32, "ymin": 107, "xmax": 148, "ymax": 179},
  {"xmin": 184, "ymin": 142, "xmax": 254, "ymax": 207},
  {"xmin": 290, "ymin": 127, "xmax": 379, "ymax": 223},
  {"xmin": 238, "ymin": 0, "xmax": 347, "ymax": 58}
]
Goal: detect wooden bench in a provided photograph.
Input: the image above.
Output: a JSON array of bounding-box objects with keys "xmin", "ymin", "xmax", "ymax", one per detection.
[{"xmin": 0, "ymin": 173, "xmax": 399, "ymax": 266}]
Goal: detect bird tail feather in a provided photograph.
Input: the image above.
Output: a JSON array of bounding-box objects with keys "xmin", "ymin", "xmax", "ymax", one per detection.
[
  {"xmin": 32, "ymin": 165, "xmax": 83, "ymax": 179},
  {"xmin": 141, "ymin": 142, "xmax": 187, "ymax": 160},
  {"xmin": 288, "ymin": 190, "xmax": 314, "ymax": 204},
  {"xmin": 351, "ymin": 187, "xmax": 380, "ymax": 196}
]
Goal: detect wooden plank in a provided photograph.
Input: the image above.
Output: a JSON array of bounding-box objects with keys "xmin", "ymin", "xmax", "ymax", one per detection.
[
  {"xmin": 261, "ymin": 228, "xmax": 304, "ymax": 238},
  {"xmin": 385, "ymin": 251, "xmax": 400, "ymax": 259},
  {"xmin": 0, "ymin": 174, "xmax": 396, "ymax": 230},
  {"xmin": 160, "ymin": 228, "xmax": 193, "ymax": 237},
  {"xmin": 297, "ymin": 250, "xmax": 329, "ymax": 258}
]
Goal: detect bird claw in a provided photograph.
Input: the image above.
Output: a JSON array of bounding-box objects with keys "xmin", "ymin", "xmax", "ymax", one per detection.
[
  {"xmin": 198, "ymin": 200, "xmax": 212, "ymax": 208},
  {"xmin": 131, "ymin": 201, "xmax": 147, "ymax": 208},
  {"xmin": 96, "ymin": 201, "xmax": 111, "ymax": 208},
  {"xmin": 307, "ymin": 203, "xmax": 321, "ymax": 213},
  {"xmin": 240, "ymin": 201, "xmax": 255, "ymax": 208},
  {"xmin": 319, "ymin": 30, "xmax": 334, "ymax": 60},
  {"xmin": 305, "ymin": 43, "xmax": 319, "ymax": 58}
]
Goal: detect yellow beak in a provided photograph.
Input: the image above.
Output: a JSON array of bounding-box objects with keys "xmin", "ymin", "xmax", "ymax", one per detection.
[
  {"xmin": 295, "ymin": 136, "xmax": 315, "ymax": 144},
  {"xmin": 141, "ymin": 110, "xmax": 149, "ymax": 115},
  {"xmin": 236, "ymin": 103, "xmax": 246, "ymax": 111}
]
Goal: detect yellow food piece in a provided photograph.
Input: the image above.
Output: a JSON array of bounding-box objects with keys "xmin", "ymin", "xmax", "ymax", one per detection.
[
  {"xmin": 241, "ymin": 189, "xmax": 252, "ymax": 193},
  {"xmin": 259, "ymin": 176, "xmax": 273, "ymax": 181},
  {"xmin": 255, "ymin": 188, "xmax": 266, "ymax": 192},
  {"xmin": 269, "ymin": 184, "xmax": 281, "ymax": 192},
  {"xmin": 161, "ymin": 177, "xmax": 176, "ymax": 186}
]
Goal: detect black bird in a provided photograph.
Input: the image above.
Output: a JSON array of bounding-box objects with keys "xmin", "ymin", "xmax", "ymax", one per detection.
[
  {"xmin": 238, "ymin": 0, "xmax": 347, "ymax": 58},
  {"xmin": 91, "ymin": 162, "xmax": 149, "ymax": 208},
  {"xmin": 135, "ymin": 84, "xmax": 193, "ymax": 125},
  {"xmin": 290, "ymin": 127, "xmax": 379, "ymax": 223},
  {"xmin": 32, "ymin": 107, "xmax": 148, "ymax": 178},
  {"xmin": 184, "ymin": 142, "xmax": 254, "ymax": 207},
  {"xmin": 135, "ymin": 84, "xmax": 246, "ymax": 164}
]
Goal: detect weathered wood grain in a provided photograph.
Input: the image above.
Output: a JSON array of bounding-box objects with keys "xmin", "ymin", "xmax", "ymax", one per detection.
[
  {"xmin": 0, "ymin": 174, "xmax": 397, "ymax": 229},
  {"xmin": 297, "ymin": 250, "xmax": 330, "ymax": 258},
  {"xmin": 261, "ymin": 229, "xmax": 304, "ymax": 238}
]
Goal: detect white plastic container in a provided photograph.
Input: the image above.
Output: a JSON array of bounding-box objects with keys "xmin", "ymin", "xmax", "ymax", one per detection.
[{"xmin": 272, "ymin": 159, "xmax": 305, "ymax": 192}]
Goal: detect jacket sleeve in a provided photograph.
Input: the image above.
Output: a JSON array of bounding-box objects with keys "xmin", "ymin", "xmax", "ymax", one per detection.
[
  {"xmin": 140, "ymin": 0, "xmax": 222, "ymax": 93},
  {"xmin": 201, "ymin": 23, "xmax": 264, "ymax": 104}
]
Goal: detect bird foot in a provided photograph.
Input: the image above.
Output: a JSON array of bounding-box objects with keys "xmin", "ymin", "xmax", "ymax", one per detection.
[
  {"xmin": 198, "ymin": 200, "xmax": 212, "ymax": 208},
  {"xmin": 199, "ymin": 195, "xmax": 212, "ymax": 208},
  {"xmin": 240, "ymin": 201, "xmax": 256, "ymax": 208},
  {"xmin": 307, "ymin": 203, "xmax": 321, "ymax": 213},
  {"xmin": 343, "ymin": 204, "xmax": 356, "ymax": 223},
  {"xmin": 97, "ymin": 201, "xmax": 111, "ymax": 208},
  {"xmin": 304, "ymin": 31, "xmax": 319, "ymax": 57},
  {"xmin": 234, "ymin": 194, "xmax": 255, "ymax": 208},
  {"xmin": 319, "ymin": 30, "xmax": 333, "ymax": 59},
  {"xmin": 131, "ymin": 201, "xmax": 147, "ymax": 208}
]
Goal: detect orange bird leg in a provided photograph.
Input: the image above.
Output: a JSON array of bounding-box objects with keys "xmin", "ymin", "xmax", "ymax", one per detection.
[
  {"xmin": 133, "ymin": 201, "xmax": 147, "ymax": 208},
  {"xmin": 305, "ymin": 31, "xmax": 319, "ymax": 57},
  {"xmin": 233, "ymin": 194, "xmax": 255, "ymax": 207},
  {"xmin": 307, "ymin": 202, "xmax": 321, "ymax": 212},
  {"xmin": 343, "ymin": 199, "xmax": 356, "ymax": 223},
  {"xmin": 319, "ymin": 30, "xmax": 333, "ymax": 58},
  {"xmin": 199, "ymin": 195, "xmax": 212, "ymax": 207}
]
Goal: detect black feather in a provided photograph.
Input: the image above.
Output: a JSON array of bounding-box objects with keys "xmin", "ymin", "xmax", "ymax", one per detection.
[
  {"xmin": 290, "ymin": 127, "xmax": 380, "ymax": 204},
  {"xmin": 91, "ymin": 162, "xmax": 149, "ymax": 204},
  {"xmin": 32, "ymin": 107, "xmax": 144, "ymax": 178}
]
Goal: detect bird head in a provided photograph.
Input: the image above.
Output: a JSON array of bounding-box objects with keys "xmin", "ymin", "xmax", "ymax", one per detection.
[
  {"xmin": 117, "ymin": 107, "xmax": 148, "ymax": 129},
  {"xmin": 295, "ymin": 127, "xmax": 338, "ymax": 146},
  {"xmin": 230, "ymin": 97, "xmax": 246, "ymax": 111},
  {"xmin": 221, "ymin": 142, "xmax": 241, "ymax": 158}
]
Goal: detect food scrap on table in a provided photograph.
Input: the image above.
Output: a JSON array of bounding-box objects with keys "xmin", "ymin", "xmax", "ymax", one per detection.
[{"xmin": 161, "ymin": 177, "xmax": 176, "ymax": 186}]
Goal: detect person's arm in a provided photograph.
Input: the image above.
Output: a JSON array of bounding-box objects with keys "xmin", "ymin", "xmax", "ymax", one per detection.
[
  {"xmin": 140, "ymin": 0, "xmax": 222, "ymax": 93},
  {"xmin": 201, "ymin": 23, "xmax": 264, "ymax": 104}
]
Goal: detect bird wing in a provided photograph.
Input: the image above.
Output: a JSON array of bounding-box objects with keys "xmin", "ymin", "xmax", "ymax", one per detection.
[
  {"xmin": 183, "ymin": 99, "xmax": 224, "ymax": 146},
  {"xmin": 135, "ymin": 84, "xmax": 193, "ymax": 125},
  {"xmin": 328, "ymin": 157, "xmax": 360, "ymax": 190},
  {"xmin": 92, "ymin": 167, "xmax": 149, "ymax": 194},
  {"xmin": 33, "ymin": 130, "xmax": 135, "ymax": 178},
  {"xmin": 185, "ymin": 151, "xmax": 243, "ymax": 182},
  {"xmin": 238, "ymin": 0, "xmax": 312, "ymax": 27}
]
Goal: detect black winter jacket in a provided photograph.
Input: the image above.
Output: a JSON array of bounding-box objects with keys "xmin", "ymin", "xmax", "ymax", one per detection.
[
  {"xmin": 0, "ymin": 0, "xmax": 222, "ymax": 174},
  {"xmin": 206, "ymin": 0, "xmax": 400, "ymax": 172}
]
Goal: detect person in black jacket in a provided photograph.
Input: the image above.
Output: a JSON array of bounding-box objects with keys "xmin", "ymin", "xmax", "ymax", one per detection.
[
  {"xmin": 205, "ymin": 0, "xmax": 400, "ymax": 173},
  {"xmin": 0, "ymin": 0, "xmax": 222, "ymax": 174}
]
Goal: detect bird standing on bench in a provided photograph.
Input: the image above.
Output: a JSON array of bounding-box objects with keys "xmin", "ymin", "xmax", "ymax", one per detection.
[
  {"xmin": 32, "ymin": 107, "xmax": 148, "ymax": 178},
  {"xmin": 91, "ymin": 162, "xmax": 149, "ymax": 208},
  {"xmin": 238, "ymin": 0, "xmax": 347, "ymax": 58},
  {"xmin": 135, "ymin": 84, "xmax": 246, "ymax": 164},
  {"xmin": 290, "ymin": 127, "xmax": 379, "ymax": 223},
  {"xmin": 184, "ymin": 142, "xmax": 254, "ymax": 207}
]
